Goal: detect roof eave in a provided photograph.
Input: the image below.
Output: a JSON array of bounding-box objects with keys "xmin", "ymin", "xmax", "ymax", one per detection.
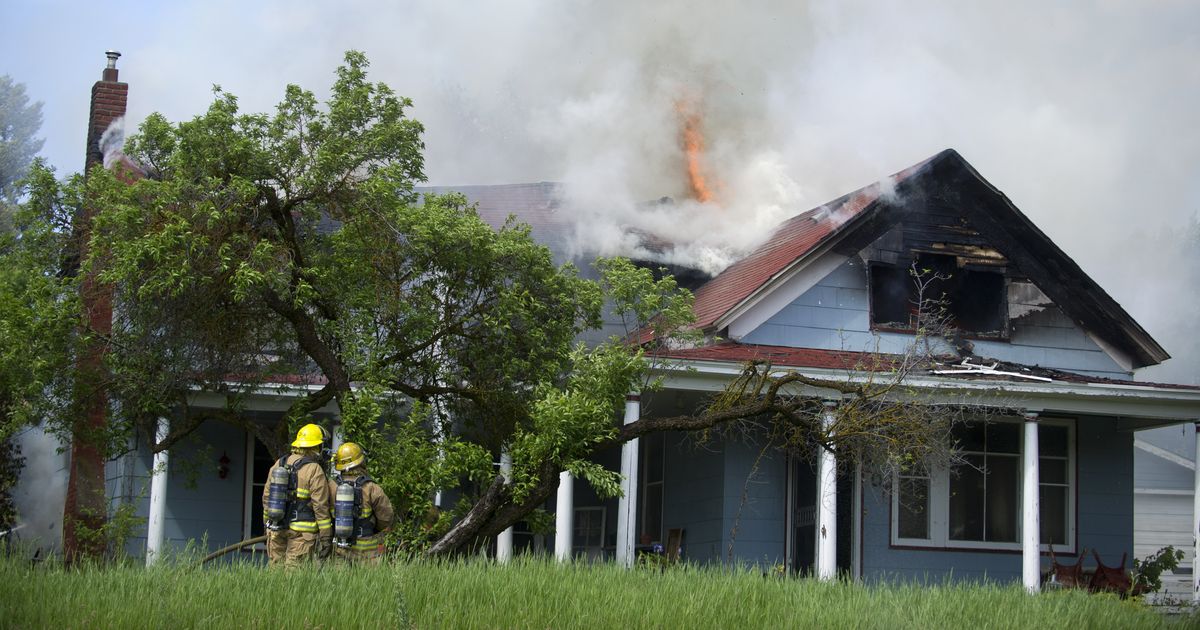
[{"xmin": 651, "ymin": 357, "xmax": 1200, "ymax": 421}]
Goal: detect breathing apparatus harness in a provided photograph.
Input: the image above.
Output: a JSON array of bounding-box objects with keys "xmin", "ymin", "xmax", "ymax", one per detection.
[
  {"xmin": 264, "ymin": 454, "xmax": 319, "ymax": 532},
  {"xmin": 334, "ymin": 473, "xmax": 377, "ymax": 548}
]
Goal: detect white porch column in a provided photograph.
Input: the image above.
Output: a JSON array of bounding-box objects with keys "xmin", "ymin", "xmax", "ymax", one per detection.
[
  {"xmin": 496, "ymin": 450, "xmax": 514, "ymax": 563},
  {"xmin": 331, "ymin": 421, "xmax": 344, "ymax": 451},
  {"xmin": 1192, "ymin": 421, "xmax": 1200, "ymax": 603},
  {"xmin": 146, "ymin": 417, "xmax": 170, "ymax": 566},
  {"xmin": 555, "ymin": 471, "xmax": 574, "ymax": 562},
  {"xmin": 816, "ymin": 401, "xmax": 838, "ymax": 580},
  {"xmin": 615, "ymin": 393, "xmax": 641, "ymax": 568},
  {"xmin": 1022, "ymin": 411, "xmax": 1041, "ymax": 593}
]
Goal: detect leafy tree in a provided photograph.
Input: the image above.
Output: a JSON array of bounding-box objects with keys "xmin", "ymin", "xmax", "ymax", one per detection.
[
  {"xmin": 25, "ymin": 51, "xmax": 969, "ymax": 558},
  {"xmin": 0, "ymin": 76, "xmax": 45, "ymax": 204},
  {"xmin": 0, "ymin": 164, "xmax": 78, "ymax": 536}
]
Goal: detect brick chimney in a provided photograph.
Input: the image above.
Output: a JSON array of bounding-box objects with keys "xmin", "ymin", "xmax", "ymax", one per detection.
[
  {"xmin": 84, "ymin": 50, "xmax": 127, "ymax": 170},
  {"xmin": 63, "ymin": 50, "xmax": 127, "ymax": 563}
]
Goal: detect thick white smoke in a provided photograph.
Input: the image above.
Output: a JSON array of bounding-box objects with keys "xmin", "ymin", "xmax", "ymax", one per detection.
[
  {"xmin": 6, "ymin": 0, "xmax": 1198, "ymax": 381},
  {"xmin": 11, "ymin": 425, "xmax": 68, "ymax": 554},
  {"xmin": 99, "ymin": 116, "xmax": 126, "ymax": 169}
]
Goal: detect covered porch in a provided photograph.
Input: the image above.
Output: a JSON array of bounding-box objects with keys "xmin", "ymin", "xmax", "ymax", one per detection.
[{"xmin": 539, "ymin": 358, "xmax": 1200, "ymax": 594}]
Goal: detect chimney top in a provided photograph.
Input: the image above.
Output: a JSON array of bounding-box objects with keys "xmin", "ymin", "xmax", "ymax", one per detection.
[{"xmin": 102, "ymin": 50, "xmax": 122, "ymax": 81}]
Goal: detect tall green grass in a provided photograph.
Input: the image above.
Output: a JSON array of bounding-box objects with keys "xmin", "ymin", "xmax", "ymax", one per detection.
[{"xmin": 0, "ymin": 554, "xmax": 1185, "ymax": 629}]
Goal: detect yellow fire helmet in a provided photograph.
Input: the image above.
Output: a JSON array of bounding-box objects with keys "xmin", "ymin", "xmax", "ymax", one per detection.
[
  {"xmin": 292, "ymin": 423, "xmax": 328, "ymax": 448},
  {"xmin": 334, "ymin": 442, "xmax": 367, "ymax": 471}
]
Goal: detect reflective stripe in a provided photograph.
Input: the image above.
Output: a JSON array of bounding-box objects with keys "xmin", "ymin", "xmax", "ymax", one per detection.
[
  {"xmin": 316, "ymin": 519, "xmax": 332, "ymax": 531},
  {"xmin": 289, "ymin": 521, "xmax": 318, "ymax": 532},
  {"xmin": 353, "ymin": 538, "xmax": 382, "ymax": 551},
  {"xmin": 296, "ymin": 488, "xmax": 311, "ymax": 498},
  {"xmin": 361, "ymin": 507, "xmax": 373, "ymax": 518}
]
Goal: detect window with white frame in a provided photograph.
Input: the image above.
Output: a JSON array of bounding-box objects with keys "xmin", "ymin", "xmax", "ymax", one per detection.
[
  {"xmin": 573, "ymin": 506, "xmax": 606, "ymax": 561},
  {"xmin": 892, "ymin": 418, "xmax": 1074, "ymax": 551}
]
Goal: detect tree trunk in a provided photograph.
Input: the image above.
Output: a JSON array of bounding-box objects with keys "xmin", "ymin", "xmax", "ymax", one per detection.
[{"xmin": 425, "ymin": 461, "xmax": 564, "ymax": 557}]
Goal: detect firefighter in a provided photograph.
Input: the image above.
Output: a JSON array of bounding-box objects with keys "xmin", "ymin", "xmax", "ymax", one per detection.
[
  {"xmin": 262, "ymin": 423, "xmax": 333, "ymax": 568},
  {"xmin": 330, "ymin": 442, "xmax": 394, "ymax": 565}
]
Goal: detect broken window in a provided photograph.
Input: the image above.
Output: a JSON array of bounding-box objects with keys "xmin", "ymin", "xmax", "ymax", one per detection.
[{"xmin": 869, "ymin": 253, "xmax": 1008, "ymax": 337}]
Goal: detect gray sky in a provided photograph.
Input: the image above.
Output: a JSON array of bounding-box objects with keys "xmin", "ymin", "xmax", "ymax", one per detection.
[{"xmin": 4, "ymin": 0, "xmax": 1198, "ymax": 382}]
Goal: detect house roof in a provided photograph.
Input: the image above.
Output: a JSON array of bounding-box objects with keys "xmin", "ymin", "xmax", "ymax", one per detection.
[
  {"xmin": 424, "ymin": 151, "xmax": 1169, "ymax": 370},
  {"xmin": 685, "ymin": 149, "xmax": 1169, "ymax": 369},
  {"xmin": 690, "ymin": 157, "xmax": 934, "ymax": 330}
]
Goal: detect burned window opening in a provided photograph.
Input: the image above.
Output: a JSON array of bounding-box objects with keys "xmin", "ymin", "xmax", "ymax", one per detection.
[{"xmin": 869, "ymin": 253, "xmax": 1008, "ymax": 338}]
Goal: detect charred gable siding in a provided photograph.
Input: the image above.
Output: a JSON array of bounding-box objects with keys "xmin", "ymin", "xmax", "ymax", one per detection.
[
  {"xmin": 741, "ymin": 257, "xmax": 1130, "ymax": 378},
  {"xmin": 731, "ymin": 149, "xmax": 1163, "ymax": 375},
  {"xmin": 931, "ymin": 155, "xmax": 1167, "ymax": 368}
]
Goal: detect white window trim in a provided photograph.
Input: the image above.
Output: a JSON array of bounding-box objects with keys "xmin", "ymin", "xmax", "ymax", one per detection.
[{"xmin": 890, "ymin": 417, "xmax": 1076, "ymax": 553}]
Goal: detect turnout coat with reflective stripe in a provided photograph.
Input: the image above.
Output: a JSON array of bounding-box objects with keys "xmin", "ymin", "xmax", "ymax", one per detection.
[
  {"xmin": 330, "ymin": 473, "xmax": 395, "ymax": 551},
  {"xmin": 262, "ymin": 454, "xmax": 333, "ymax": 537}
]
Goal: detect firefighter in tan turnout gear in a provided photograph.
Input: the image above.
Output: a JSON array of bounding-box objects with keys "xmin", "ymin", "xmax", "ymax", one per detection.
[
  {"xmin": 262, "ymin": 423, "xmax": 333, "ymax": 568},
  {"xmin": 331, "ymin": 442, "xmax": 394, "ymax": 564}
]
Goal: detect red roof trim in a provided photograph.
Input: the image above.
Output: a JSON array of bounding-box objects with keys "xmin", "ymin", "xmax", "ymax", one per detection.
[{"xmin": 660, "ymin": 342, "xmax": 894, "ymax": 371}]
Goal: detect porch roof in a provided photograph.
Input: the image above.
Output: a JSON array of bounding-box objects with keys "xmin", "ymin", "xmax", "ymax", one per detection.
[{"xmin": 653, "ymin": 342, "xmax": 1200, "ymax": 425}]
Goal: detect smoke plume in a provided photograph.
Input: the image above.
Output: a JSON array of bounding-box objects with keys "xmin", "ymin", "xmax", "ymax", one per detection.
[
  {"xmin": 4, "ymin": 0, "xmax": 1198, "ymax": 380},
  {"xmin": 11, "ymin": 425, "xmax": 68, "ymax": 553},
  {"xmin": 99, "ymin": 117, "xmax": 125, "ymax": 169}
]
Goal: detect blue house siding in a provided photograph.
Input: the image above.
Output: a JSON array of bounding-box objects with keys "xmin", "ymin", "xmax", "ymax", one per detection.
[
  {"xmin": 107, "ymin": 421, "xmax": 250, "ymax": 557},
  {"xmin": 741, "ymin": 258, "xmax": 1129, "ymax": 379},
  {"xmin": 663, "ymin": 432, "xmax": 726, "ymax": 563},
  {"xmin": 859, "ymin": 415, "xmax": 1133, "ymax": 584},
  {"xmin": 156, "ymin": 420, "xmax": 247, "ymax": 554},
  {"xmin": 720, "ymin": 437, "xmax": 787, "ymax": 568},
  {"xmin": 861, "ymin": 486, "xmax": 1022, "ymax": 584},
  {"xmin": 105, "ymin": 436, "xmax": 152, "ymax": 556},
  {"xmin": 1076, "ymin": 417, "xmax": 1134, "ymax": 564}
]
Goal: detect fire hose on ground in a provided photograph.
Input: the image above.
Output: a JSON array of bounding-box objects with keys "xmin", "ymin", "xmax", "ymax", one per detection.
[{"xmin": 200, "ymin": 534, "xmax": 268, "ymax": 564}]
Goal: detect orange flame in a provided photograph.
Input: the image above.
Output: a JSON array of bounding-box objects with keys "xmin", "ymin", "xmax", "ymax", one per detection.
[{"xmin": 676, "ymin": 99, "xmax": 713, "ymax": 203}]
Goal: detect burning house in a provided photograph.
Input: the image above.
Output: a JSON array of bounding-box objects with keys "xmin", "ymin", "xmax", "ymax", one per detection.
[
  {"xmin": 39, "ymin": 53, "xmax": 1199, "ymax": 595},
  {"xmin": 615, "ymin": 148, "xmax": 1198, "ymax": 589}
]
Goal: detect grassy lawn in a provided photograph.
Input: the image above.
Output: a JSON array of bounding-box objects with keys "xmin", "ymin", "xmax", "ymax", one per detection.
[{"xmin": 1, "ymin": 554, "xmax": 1190, "ymax": 629}]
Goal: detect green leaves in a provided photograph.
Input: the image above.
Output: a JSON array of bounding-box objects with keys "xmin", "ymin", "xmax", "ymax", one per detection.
[
  {"xmin": 0, "ymin": 162, "xmax": 77, "ymax": 438},
  {"xmin": 597, "ymin": 256, "xmax": 697, "ymax": 347},
  {"xmin": 11, "ymin": 51, "xmax": 709, "ymax": 554}
]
